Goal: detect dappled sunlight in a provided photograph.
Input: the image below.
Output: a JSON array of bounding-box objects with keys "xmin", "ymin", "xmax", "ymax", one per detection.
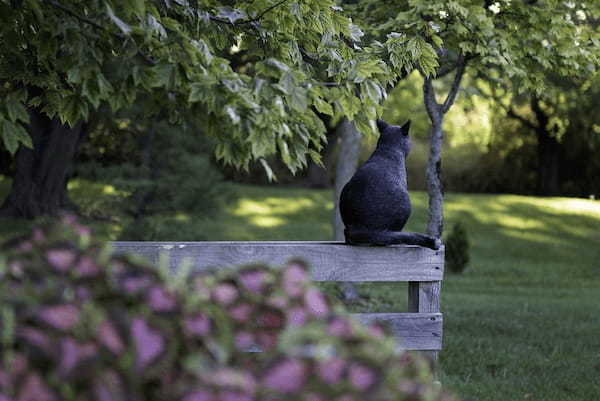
[
  {"xmin": 68, "ymin": 179, "xmax": 128, "ymax": 197},
  {"xmin": 498, "ymin": 227, "xmax": 560, "ymax": 246},
  {"xmin": 249, "ymin": 215, "xmax": 285, "ymax": 227},
  {"xmin": 545, "ymin": 198, "xmax": 600, "ymax": 217},
  {"xmin": 495, "ymin": 215, "xmax": 546, "ymax": 230},
  {"xmin": 233, "ymin": 197, "xmax": 317, "ymax": 216},
  {"xmin": 175, "ymin": 213, "xmax": 191, "ymax": 222}
]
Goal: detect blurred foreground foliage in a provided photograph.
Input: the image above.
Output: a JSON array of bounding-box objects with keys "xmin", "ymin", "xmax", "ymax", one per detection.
[{"xmin": 0, "ymin": 217, "xmax": 456, "ymax": 401}]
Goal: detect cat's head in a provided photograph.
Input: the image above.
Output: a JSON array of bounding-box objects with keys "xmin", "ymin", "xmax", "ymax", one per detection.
[{"xmin": 376, "ymin": 119, "xmax": 412, "ymax": 155}]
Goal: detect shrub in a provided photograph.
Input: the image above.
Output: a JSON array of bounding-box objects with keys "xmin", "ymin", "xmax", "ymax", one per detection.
[
  {"xmin": 0, "ymin": 217, "xmax": 457, "ymax": 401},
  {"xmin": 445, "ymin": 221, "xmax": 470, "ymax": 274}
]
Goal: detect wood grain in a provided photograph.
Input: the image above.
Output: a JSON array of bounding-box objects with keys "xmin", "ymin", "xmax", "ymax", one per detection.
[
  {"xmin": 354, "ymin": 312, "xmax": 443, "ymax": 351},
  {"xmin": 110, "ymin": 241, "xmax": 445, "ymax": 282}
]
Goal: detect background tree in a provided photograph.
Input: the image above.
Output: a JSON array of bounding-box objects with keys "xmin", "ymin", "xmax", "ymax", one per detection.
[{"xmin": 350, "ymin": 0, "xmax": 599, "ymax": 237}]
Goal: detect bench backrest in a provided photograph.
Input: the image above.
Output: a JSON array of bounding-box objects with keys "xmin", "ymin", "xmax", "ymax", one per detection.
[{"xmin": 111, "ymin": 241, "xmax": 444, "ymax": 356}]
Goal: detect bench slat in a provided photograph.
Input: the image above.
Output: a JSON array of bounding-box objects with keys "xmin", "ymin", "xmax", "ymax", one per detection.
[
  {"xmin": 111, "ymin": 241, "xmax": 444, "ymax": 282},
  {"xmin": 354, "ymin": 313, "xmax": 443, "ymax": 351}
]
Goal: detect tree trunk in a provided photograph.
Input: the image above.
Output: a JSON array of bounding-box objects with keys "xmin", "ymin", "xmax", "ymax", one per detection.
[
  {"xmin": 333, "ymin": 118, "xmax": 362, "ymax": 241},
  {"xmin": 425, "ymin": 117, "xmax": 444, "ymax": 238},
  {"xmin": 0, "ymin": 107, "xmax": 86, "ymax": 218},
  {"xmin": 422, "ymin": 56, "xmax": 466, "ymax": 239},
  {"xmin": 332, "ymin": 118, "xmax": 362, "ymax": 303},
  {"xmin": 531, "ymin": 97, "xmax": 561, "ymax": 196}
]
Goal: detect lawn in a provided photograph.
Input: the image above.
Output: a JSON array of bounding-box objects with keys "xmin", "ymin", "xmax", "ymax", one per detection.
[{"xmin": 1, "ymin": 178, "xmax": 599, "ymax": 400}]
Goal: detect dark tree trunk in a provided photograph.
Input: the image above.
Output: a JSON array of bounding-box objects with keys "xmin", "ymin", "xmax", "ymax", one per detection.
[
  {"xmin": 531, "ymin": 97, "xmax": 561, "ymax": 196},
  {"xmin": 535, "ymin": 129, "xmax": 561, "ymax": 196},
  {"xmin": 0, "ymin": 107, "xmax": 86, "ymax": 218}
]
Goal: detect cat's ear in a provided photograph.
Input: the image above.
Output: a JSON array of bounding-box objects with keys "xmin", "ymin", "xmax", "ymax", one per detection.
[
  {"xmin": 400, "ymin": 120, "xmax": 411, "ymax": 135},
  {"xmin": 376, "ymin": 119, "xmax": 389, "ymax": 133}
]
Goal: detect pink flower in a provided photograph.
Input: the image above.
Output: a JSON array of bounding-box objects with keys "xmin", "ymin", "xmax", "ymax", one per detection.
[
  {"xmin": 32, "ymin": 229, "xmax": 45, "ymax": 243},
  {"xmin": 213, "ymin": 284, "xmax": 239, "ymax": 305},
  {"xmin": 17, "ymin": 374, "xmax": 55, "ymax": 401},
  {"xmin": 263, "ymin": 359, "xmax": 307, "ymax": 393},
  {"xmin": 267, "ymin": 295, "xmax": 288, "ymax": 309},
  {"xmin": 234, "ymin": 332, "xmax": 255, "ymax": 350},
  {"xmin": 59, "ymin": 338, "xmax": 98, "ymax": 376},
  {"xmin": 327, "ymin": 317, "xmax": 353, "ymax": 337},
  {"xmin": 212, "ymin": 369, "xmax": 256, "ymax": 393},
  {"xmin": 184, "ymin": 314, "xmax": 211, "ymax": 336},
  {"xmin": 38, "ymin": 304, "xmax": 80, "ymax": 330},
  {"xmin": 94, "ymin": 370, "xmax": 126, "ymax": 401},
  {"xmin": 257, "ymin": 332, "xmax": 278, "ymax": 350},
  {"xmin": 183, "ymin": 391, "xmax": 215, "ymax": 401},
  {"xmin": 304, "ymin": 288, "xmax": 329, "ymax": 318},
  {"xmin": 18, "ymin": 241, "xmax": 33, "ymax": 252},
  {"xmin": 219, "ymin": 391, "xmax": 253, "ymax": 401},
  {"xmin": 75, "ymin": 256, "xmax": 99, "ymax": 277},
  {"xmin": 282, "ymin": 264, "xmax": 308, "ymax": 298},
  {"xmin": 131, "ymin": 318, "xmax": 164, "ymax": 371},
  {"xmin": 17, "ymin": 327, "xmax": 52, "ymax": 354},
  {"xmin": 348, "ymin": 363, "xmax": 376, "ymax": 391},
  {"xmin": 367, "ymin": 324, "xmax": 386, "ymax": 339},
  {"xmin": 286, "ymin": 307, "xmax": 307, "ymax": 326},
  {"xmin": 258, "ymin": 310, "xmax": 284, "ymax": 329},
  {"xmin": 97, "ymin": 320, "xmax": 125, "ymax": 354},
  {"xmin": 121, "ymin": 275, "xmax": 153, "ymax": 294},
  {"xmin": 229, "ymin": 304, "xmax": 253, "ymax": 322},
  {"xmin": 46, "ymin": 249, "xmax": 76, "ymax": 271},
  {"xmin": 147, "ymin": 285, "xmax": 177, "ymax": 312},
  {"xmin": 239, "ymin": 269, "xmax": 268, "ymax": 293},
  {"xmin": 317, "ymin": 357, "xmax": 346, "ymax": 385}
]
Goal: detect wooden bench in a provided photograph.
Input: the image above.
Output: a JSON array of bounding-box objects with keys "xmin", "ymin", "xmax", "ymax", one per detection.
[{"xmin": 111, "ymin": 241, "xmax": 444, "ymax": 362}]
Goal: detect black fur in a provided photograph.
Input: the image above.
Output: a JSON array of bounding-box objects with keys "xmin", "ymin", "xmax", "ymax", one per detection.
[{"xmin": 339, "ymin": 119, "xmax": 440, "ymax": 250}]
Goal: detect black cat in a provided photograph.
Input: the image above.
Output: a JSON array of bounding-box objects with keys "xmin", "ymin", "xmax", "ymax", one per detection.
[{"xmin": 339, "ymin": 119, "xmax": 440, "ymax": 250}]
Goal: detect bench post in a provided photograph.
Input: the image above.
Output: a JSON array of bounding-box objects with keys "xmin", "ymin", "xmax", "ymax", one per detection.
[{"xmin": 408, "ymin": 281, "xmax": 442, "ymax": 371}]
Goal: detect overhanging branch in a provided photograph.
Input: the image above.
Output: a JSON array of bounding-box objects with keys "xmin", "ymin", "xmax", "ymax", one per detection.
[
  {"xmin": 441, "ymin": 54, "xmax": 466, "ymax": 114},
  {"xmin": 47, "ymin": 0, "xmax": 156, "ymax": 66}
]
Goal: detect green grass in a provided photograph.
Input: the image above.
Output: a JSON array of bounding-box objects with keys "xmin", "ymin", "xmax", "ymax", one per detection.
[{"xmin": 1, "ymin": 177, "xmax": 599, "ymax": 400}]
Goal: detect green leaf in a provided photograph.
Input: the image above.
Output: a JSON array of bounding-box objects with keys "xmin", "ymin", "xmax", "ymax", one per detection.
[
  {"xmin": 106, "ymin": 4, "xmax": 132, "ymax": 35},
  {"xmin": 348, "ymin": 24, "xmax": 365, "ymax": 42},
  {"xmin": 225, "ymin": 106, "xmax": 240, "ymax": 125},
  {"xmin": 259, "ymin": 158, "xmax": 276, "ymax": 182},
  {"xmin": 5, "ymin": 99, "xmax": 29, "ymax": 124},
  {"xmin": 216, "ymin": 7, "xmax": 247, "ymax": 23},
  {"xmin": 130, "ymin": 0, "xmax": 145, "ymax": 17},
  {"xmin": 1, "ymin": 119, "xmax": 32, "ymax": 154},
  {"xmin": 289, "ymin": 87, "xmax": 308, "ymax": 112},
  {"xmin": 313, "ymin": 97, "xmax": 334, "ymax": 116}
]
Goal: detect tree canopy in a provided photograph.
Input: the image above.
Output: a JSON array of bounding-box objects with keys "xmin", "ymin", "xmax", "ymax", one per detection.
[{"xmin": 0, "ymin": 0, "xmax": 441, "ymax": 175}]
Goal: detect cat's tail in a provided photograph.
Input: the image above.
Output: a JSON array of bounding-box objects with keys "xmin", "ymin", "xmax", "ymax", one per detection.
[{"xmin": 344, "ymin": 227, "xmax": 441, "ymax": 250}]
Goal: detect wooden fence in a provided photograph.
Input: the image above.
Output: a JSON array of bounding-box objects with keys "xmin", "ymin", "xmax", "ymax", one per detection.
[{"xmin": 111, "ymin": 241, "xmax": 444, "ymax": 361}]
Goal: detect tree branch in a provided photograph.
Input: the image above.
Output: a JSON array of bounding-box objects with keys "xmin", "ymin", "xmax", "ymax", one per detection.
[
  {"xmin": 46, "ymin": 0, "xmax": 156, "ymax": 66},
  {"xmin": 441, "ymin": 54, "xmax": 466, "ymax": 114},
  {"xmin": 506, "ymin": 107, "xmax": 538, "ymax": 130},
  {"xmin": 210, "ymin": 0, "xmax": 290, "ymax": 25},
  {"xmin": 423, "ymin": 76, "xmax": 441, "ymax": 121}
]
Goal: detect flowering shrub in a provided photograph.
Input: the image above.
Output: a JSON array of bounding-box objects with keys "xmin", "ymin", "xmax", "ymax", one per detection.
[{"xmin": 0, "ymin": 217, "xmax": 456, "ymax": 401}]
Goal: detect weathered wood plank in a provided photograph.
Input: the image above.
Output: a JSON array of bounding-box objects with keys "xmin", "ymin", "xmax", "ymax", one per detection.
[
  {"xmin": 353, "ymin": 313, "xmax": 443, "ymax": 351},
  {"xmin": 110, "ymin": 241, "xmax": 445, "ymax": 282},
  {"xmin": 245, "ymin": 313, "xmax": 442, "ymax": 352},
  {"xmin": 408, "ymin": 282, "xmax": 442, "ymax": 314}
]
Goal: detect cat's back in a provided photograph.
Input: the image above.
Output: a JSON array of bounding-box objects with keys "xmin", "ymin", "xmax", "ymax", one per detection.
[{"xmin": 340, "ymin": 154, "xmax": 410, "ymax": 230}]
